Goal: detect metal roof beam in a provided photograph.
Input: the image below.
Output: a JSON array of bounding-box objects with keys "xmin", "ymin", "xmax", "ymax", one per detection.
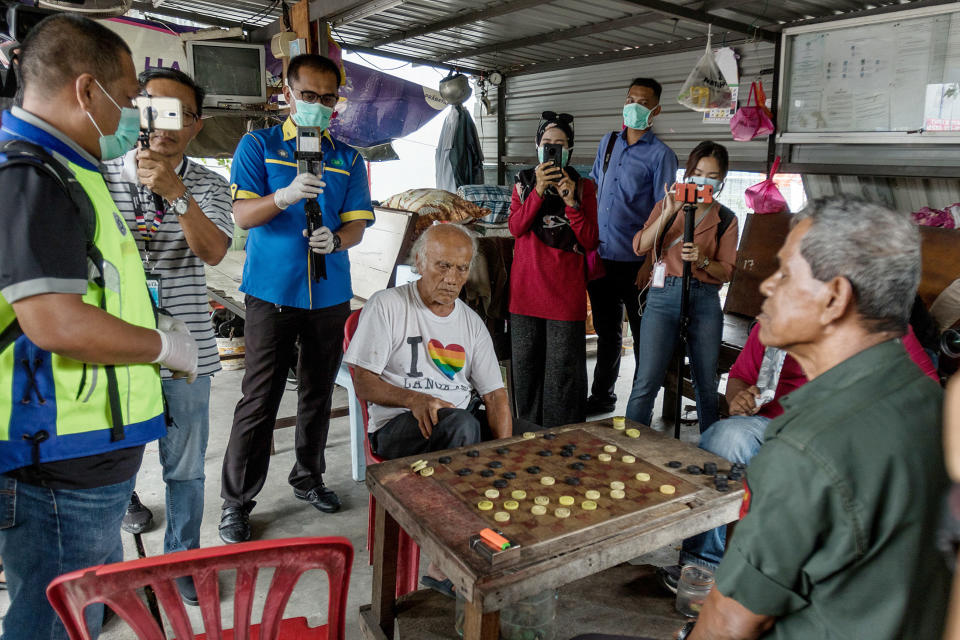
[
  {"xmin": 505, "ymin": 33, "xmax": 752, "ymax": 75},
  {"xmin": 130, "ymin": 2, "xmax": 245, "ymax": 29},
  {"xmin": 338, "ymin": 43, "xmax": 488, "ymax": 75},
  {"xmin": 618, "ymin": 0, "xmax": 778, "ymax": 42},
  {"xmin": 362, "ymin": 0, "xmax": 555, "ymax": 48},
  {"xmin": 435, "ymin": 0, "xmax": 750, "ymax": 63}
]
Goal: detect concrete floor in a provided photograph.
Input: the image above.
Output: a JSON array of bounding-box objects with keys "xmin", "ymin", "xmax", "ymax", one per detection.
[{"xmin": 1, "ymin": 342, "xmax": 707, "ymax": 639}]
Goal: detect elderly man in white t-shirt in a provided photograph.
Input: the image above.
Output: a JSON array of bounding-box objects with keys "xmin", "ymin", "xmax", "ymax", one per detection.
[{"xmin": 344, "ymin": 223, "xmax": 513, "ymax": 460}]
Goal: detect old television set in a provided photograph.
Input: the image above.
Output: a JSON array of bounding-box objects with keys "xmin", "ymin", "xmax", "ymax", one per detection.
[{"xmin": 186, "ymin": 40, "xmax": 266, "ymax": 108}]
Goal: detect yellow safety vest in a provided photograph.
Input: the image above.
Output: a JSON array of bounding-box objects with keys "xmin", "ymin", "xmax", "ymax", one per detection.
[{"xmin": 0, "ymin": 151, "xmax": 165, "ymax": 474}]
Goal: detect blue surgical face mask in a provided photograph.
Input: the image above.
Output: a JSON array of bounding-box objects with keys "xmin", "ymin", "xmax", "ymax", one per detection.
[
  {"xmin": 292, "ymin": 99, "xmax": 334, "ymax": 130},
  {"xmin": 686, "ymin": 175, "xmax": 724, "ymax": 190},
  {"xmin": 623, "ymin": 103, "xmax": 654, "ymax": 130},
  {"xmin": 85, "ymin": 79, "xmax": 140, "ymax": 161},
  {"xmin": 537, "ymin": 145, "xmax": 571, "ymax": 167}
]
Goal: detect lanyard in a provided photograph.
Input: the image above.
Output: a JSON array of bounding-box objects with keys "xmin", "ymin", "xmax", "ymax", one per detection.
[{"xmin": 132, "ymin": 159, "xmax": 188, "ymax": 241}]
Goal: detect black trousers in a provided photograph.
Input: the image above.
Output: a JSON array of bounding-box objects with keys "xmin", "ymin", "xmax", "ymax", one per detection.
[
  {"xmin": 221, "ymin": 295, "xmax": 350, "ymax": 509},
  {"xmin": 586, "ymin": 259, "xmax": 645, "ymax": 403},
  {"xmin": 510, "ymin": 313, "xmax": 587, "ymax": 428}
]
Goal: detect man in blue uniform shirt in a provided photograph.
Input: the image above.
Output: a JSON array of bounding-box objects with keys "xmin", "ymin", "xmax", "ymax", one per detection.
[
  {"xmin": 586, "ymin": 78, "xmax": 678, "ymax": 414},
  {"xmin": 219, "ymin": 54, "xmax": 374, "ymax": 543}
]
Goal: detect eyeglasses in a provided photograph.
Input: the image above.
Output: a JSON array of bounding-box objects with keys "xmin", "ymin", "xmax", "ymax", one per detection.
[
  {"xmin": 292, "ymin": 87, "xmax": 339, "ymax": 108},
  {"xmin": 182, "ymin": 110, "xmax": 200, "ymax": 125},
  {"xmin": 540, "ymin": 111, "xmax": 574, "ymax": 124}
]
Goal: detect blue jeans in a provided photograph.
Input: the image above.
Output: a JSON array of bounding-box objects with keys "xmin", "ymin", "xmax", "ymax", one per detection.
[
  {"xmin": 626, "ymin": 277, "xmax": 723, "ymax": 433},
  {"xmin": 157, "ymin": 375, "xmax": 210, "ymax": 554},
  {"xmin": 679, "ymin": 414, "xmax": 770, "ymax": 568},
  {"xmin": 0, "ymin": 474, "xmax": 135, "ymax": 640}
]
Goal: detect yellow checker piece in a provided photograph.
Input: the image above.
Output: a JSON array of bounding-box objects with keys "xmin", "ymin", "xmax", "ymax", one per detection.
[
  {"xmin": 494, "ymin": 511, "xmax": 511, "ymax": 522},
  {"xmin": 554, "ymin": 507, "xmax": 571, "ymax": 518},
  {"xmin": 610, "ymin": 481, "xmax": 625, "ymax": 491},
  {"xmin": 540, "ymin": 476, "xmax": 556, "ymax": 486},
  {"xmin": 534, "ymin": 496, "xmax": 550, "ymax": 505},
  {"xmin": 603, "ymin": 444, "xmax": 618, "ymax": 453},
  {"xmin": 504, "ymin": 500, "xmax": 520, "ymax": 511},
  {"xmin": 478, "ymin": 500, "xmax": 494, "ymax": 511},
  {"xmin": 582, "ymin": 500, "xmax": 598, "ymax": 511},
  {"xmin": 511, "ymin": 490, "xmax": 527, "ymax": 500},
  {"xmin": 558, "ymin": 495, "xmax": 575, "ymax": 506},
  {"xmin": 419, "ymin": 467, "xmax": 434, "ymax": 477},
  {"xmin": 484, "ymin": 489, "xmax": 500, "ymax": 499},
  {"xmin": 625, "ymin": 428, "xmax": 641, "ymax": 438},
  {"xmin": 531, "ymin": 505, "xmax": 547, "ymax": 516},
  {"xmin": 622, "ymin": 455, "xmax": 636, "ymax": 464},
  {"xmin": 635, "ymin": 472, "xmax": 651, "ymax": 482},
  {"xmin": 597, "ymin": 453, "xmax": 612, "ymax": 462},
  {"xmin": 610, "ymin": 489, "xmax": 626, "ymax": 500},
  {"xmin": 660, "ymin": 484, "xmax": 677, "ymax": 495}
]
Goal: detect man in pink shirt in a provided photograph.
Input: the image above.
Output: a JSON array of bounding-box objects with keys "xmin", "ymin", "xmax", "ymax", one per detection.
[{"xmin": 660, "ymin": 322, "xmax": 937, "ymax": 589}]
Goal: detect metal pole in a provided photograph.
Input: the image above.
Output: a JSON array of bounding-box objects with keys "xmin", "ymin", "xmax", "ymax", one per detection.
[{"xmin": 674, "ymin": 203, "xmax": 696, "ymax": 439}]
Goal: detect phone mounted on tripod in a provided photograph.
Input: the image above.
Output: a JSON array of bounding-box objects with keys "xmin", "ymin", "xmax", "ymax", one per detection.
[{"xmin": 296, "ymin": 126, "xmax": 327, "ymax": 281}]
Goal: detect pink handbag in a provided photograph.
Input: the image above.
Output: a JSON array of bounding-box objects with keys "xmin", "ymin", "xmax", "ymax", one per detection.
[
  {"xmin": 730, "ymin": 81, "xmax": 775, "ymax": 142},
  {"xmin": 745, "ymin": 156, "xmax": 789, "ymax": 214}
]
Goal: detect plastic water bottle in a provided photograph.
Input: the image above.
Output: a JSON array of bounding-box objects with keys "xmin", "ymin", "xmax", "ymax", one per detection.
[{"xmin": 755, "ymin": 347, "xmax": 786, "ymax": 408}]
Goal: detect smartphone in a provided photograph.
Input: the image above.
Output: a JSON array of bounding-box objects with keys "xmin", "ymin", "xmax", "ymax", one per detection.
[
  {"xmin": 135, "ymin": 96, "xmax": 183, "ymax": 131},
  {"xmin": 542, "ymin": 143, "xmax": 565, "ymax": 170}
]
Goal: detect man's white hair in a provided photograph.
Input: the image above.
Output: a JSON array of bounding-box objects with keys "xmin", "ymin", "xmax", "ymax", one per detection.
[{"xmin": 411, "ymin": 222, "xmax": 478, "ymax": 273}]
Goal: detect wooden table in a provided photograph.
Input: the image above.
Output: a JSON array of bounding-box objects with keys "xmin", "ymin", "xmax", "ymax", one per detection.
[{"xmin": 360, "ymin": 418, "xmax": 744, "ymax": 640}]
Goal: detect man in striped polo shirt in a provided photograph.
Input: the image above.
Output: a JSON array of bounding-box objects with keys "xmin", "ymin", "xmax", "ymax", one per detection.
[{"xmin": 103, "ymin": 67, "xmax": 233, "ymax": 606}]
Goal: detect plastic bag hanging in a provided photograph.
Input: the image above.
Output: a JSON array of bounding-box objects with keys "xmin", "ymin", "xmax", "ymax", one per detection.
[
  {"xmin": 677, "ymin": 27, "xmax": 733, "ymax": 112},
  {"xmin": 745, "ymin": 156, "xmax": 789, "ymax": 214},
  {"xmin": 730, "ymin": 81, "xmax": 776, "ymax": 141}
]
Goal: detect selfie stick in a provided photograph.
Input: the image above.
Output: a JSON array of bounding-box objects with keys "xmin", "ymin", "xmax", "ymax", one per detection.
[
  {"xmin": 296, "ymin": 127, "xmax": 327, "ymax": 281},
  {"xmin": 137, "ymin": 106, "xmax": 165, "ymax": 218},
  {"xmin": 672, "ymin": 183, "xmax": 712, "ymax": 439}
]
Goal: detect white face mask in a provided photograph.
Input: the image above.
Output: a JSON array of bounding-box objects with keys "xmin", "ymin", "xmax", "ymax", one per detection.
[{"xmin": 686, "ymin": 175, "xmax": 724, "ymax": 193}]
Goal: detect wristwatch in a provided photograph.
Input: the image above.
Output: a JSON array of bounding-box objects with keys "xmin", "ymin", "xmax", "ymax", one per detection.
[
  {"xmin": 331, "ymin": 233, "xmax": 342, "ymax": 251},
  {"xmin": 698, "ymin": 256, "xmax": 711, "ymax": 270},
  {"xmin": 677, "ymin": 620, "xmax": 696, "ymax": 639},
  {"xmin": 168, "ymin": 189, "xmax": 191, "ymax": 216}
]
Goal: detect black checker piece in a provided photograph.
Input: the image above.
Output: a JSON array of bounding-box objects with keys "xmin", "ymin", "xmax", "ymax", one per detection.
[
  {"xmin": 493, "ymin": 479, "xmax": 508, "ymax": 488},
  {"xmin": 488, "ymin": 460, "xmax": 503, "ymax": 468},
  {"xmin": 457, "ymin": 468, "xmax": 473, "ymax": 476},
  {"xmin": 438, "ymin": 456, "xmax": 452, "ymax": 464},
  {"xmin": 466, "ymin": 450, "xmax": 480, "ymax": 458},
  {"xmin": 480, "ymin": 469, "xmax": 495, "ymax": 478},
  {"xmin": 526, "ymin": 466, "xmax": 541, "ymax": 474}
]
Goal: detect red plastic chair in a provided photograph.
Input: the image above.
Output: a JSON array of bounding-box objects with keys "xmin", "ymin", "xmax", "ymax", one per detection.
[
  {"xmin": 46, "ymin": 536, "xmax": 353, "ymax": 640},
  {"xmin": 343, "ymin": 309, "xmax": 421, "ymax": 598}
]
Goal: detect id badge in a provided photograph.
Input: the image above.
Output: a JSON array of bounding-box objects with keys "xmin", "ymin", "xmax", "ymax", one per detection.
[
  {"xmin": 652, "ymin": 261, "xmax": 666, "ymax": 288},
  {"xmin": 145, "ymin": 272, "xmax": 163, "ymax": 309}
]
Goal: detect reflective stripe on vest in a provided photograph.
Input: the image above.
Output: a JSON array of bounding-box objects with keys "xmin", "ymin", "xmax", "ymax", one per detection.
[{"xmin": 0, "ymin": 159, "xmax": 165, "ymax": 473}]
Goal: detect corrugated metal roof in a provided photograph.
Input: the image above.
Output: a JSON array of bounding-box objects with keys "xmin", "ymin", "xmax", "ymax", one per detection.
[{"xmin": 152, "ymin": 0, "xmax": 938, "ymax": 73}]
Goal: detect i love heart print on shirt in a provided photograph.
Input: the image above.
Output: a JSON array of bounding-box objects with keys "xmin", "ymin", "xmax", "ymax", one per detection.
[{"xmin": 427, "ymin": 339, "xmax": 466, "ymax": 380}]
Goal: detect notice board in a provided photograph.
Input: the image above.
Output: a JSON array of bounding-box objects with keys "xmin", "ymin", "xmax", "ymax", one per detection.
[{"xmin": 780, "ymin": 4, "xmax": 960, "ymax": 138}]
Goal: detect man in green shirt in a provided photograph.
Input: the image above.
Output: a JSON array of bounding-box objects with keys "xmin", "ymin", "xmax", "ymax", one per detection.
[{"xmin": 684, "ymin": 196, "xmax": 950, "ymax": 639}]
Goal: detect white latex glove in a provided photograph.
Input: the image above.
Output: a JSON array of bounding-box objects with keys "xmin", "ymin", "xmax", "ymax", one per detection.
[
  {"xmin": 304, "ymin": 226, "xmax": 336, "ymax": 254},
  {"xmin": 152, "ymin": 314, "xmax": 198, "ymax": 383},
  {"xmin": 273, "ymin": 173, "xmax": 326, "ymax": 210}
]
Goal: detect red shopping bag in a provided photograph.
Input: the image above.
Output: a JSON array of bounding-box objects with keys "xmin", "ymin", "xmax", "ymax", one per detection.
[
  {"xmin": 745, "ymin": 156, "xmax": 789, "ymax": 214},
  {"xmin": 730, "ymin": 81, "xmax": 775, "ymax": 142}
]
